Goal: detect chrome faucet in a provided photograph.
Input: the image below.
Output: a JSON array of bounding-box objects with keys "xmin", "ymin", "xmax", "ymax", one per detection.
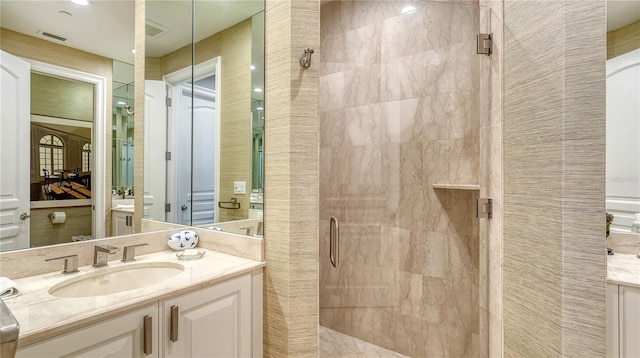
[
  {"xmin": 121, "ymin": 243, "xmax": 148, "ymax": 262},
  {"xmin": 45, "ymin": 254, "xmax": 79, "ymax": 274},
  {"xmin": 93, "ymin": 244, "xmax": 120, "ymax": 268},
  {"xmin": 239, "ymin": 226, "xmax": 253, "ymax": 236}
]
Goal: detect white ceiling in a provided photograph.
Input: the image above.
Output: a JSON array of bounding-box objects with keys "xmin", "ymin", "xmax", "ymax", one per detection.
[
  {"xmin": 0, "ymin": 0, "xmax": 263, "ymax": 65},
  {"xmin": 608, "ymin": 0, "xmax": 640, "ymax": 32},
  {"xmin": 1, "ymin": 0, "xmax": 635, "ymax": 93}
]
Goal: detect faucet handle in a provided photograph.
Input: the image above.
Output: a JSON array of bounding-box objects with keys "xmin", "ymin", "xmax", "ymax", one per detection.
[
  {"xmin": 122, "ymin": 243, "xmax": 148, "ymax": 262},
  {"xmin": 45, "ymin": 254, "xmax": 79, "ymax": 274},
  {"xmin": 96, "ymin": 244, "xmax": 120, "ymax": 253}
]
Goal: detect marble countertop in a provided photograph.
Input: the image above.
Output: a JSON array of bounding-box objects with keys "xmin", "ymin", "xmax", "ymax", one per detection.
[
  {"xmin": 3, "ymin": 248, "xmax": 264, "ymax": 347},
  {"xmin": 607, "ymin": 253, "xmax": 640, "ymax": 288}
]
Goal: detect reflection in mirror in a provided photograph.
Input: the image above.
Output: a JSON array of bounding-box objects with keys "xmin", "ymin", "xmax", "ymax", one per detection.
[
  {"xmin": 0, "ymin": 0, "xmax": 133, "ymax": 251},
  {"xmin": 606, "ymin": 0, "xmax": 640, "ymax": 232},
  {"xmin": 112, "ymin": 60, "xmax": 135, "ymax": 197},
  {"xmin": 143, "ymin": 0, "xmax": 265, "ymax": 230}
]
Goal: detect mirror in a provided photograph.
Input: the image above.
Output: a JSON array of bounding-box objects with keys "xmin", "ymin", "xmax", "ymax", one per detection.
[
  {"xmin": 0, "ymin": 0, "xmax": 265, "ymax": 252},
  {"xmin": 112, "ymin": 60, "xmax": 135, "ymax": 197},
  {"xmin": 606, "ymin": 0, "xmax": 640, "ymax": 232},
  {"xmin": 143, "ymin": 0, "xmax": 264, "ymax": 228}
]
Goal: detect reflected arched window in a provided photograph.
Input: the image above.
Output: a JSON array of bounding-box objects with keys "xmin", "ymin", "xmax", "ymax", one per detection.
[
  {"xmin": 39, "ymin": 135, "xmax": 64, "ymax": 174},
  {"xmin": 82, "ymin": 143, "xmax": 91, "ymax": 172}
]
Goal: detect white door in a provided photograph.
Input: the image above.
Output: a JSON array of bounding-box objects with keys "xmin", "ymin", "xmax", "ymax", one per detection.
[
  {"xmin": 144, "ymin": 80, "xmax": 167, "ymax": 221},
  {"xmin": 0, "ymin": 50, "xmax": 30, "ymax": 251},
  {"xmin": 168, "ymin": 85, "xmax": 217, "ymax": 225},
  {"xmin": 606, "ymin": 48, "xmax": 640, "ymax": 231},
  {"xmin": 190, "ymin": 88, "xmax": 216, "ymax": 226}
]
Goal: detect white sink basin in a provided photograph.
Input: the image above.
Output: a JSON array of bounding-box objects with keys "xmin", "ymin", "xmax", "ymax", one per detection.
[{"xmin": 49, "ymin": 262, "xmax": 184, "ymax": 298}]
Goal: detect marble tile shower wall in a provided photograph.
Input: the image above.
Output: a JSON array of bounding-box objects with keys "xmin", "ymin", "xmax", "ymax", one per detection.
[{"xmin": 319, "ymin": 1, "xmax": 480, "ymax": 357}]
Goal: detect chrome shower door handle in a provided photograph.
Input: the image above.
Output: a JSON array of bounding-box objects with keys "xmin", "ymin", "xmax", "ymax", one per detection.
[{"xmin": 330, "ymin": 216, "xmax": 339, "ymax": 268}]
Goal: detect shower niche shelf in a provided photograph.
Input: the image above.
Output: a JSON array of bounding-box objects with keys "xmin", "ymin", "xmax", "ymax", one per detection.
[{"xmin": 431, "ymin": 184, "xmax": 480, "ymax": 191}]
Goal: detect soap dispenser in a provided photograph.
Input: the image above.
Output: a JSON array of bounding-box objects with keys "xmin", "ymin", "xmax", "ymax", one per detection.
[{"xmin": 632, "ymin": 213, "xmax": 640, "ymax": 233}]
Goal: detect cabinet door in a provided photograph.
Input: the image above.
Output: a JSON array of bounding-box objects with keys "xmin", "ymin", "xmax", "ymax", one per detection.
[
  {"xmin": 112, "ymin": 211, "xmax": 133, "ymax": 236},
  {"xmin": 607, "ymin": 283, "xmax": 619, "ymax": 358},
  {"xmin": 163, "ymin": 274, "xmax": 252, "ymax": 358},
  {"xmin": 620, "ymin": 285, "xmax": 640, "ymax": 358},
  {"xmin": 17, "ymin": 305, "xmax": 158, "ymax": 358}
]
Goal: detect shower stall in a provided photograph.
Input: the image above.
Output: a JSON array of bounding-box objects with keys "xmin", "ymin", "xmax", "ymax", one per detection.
[{"xmin": 319, "ymin": 1, "xmax": 483, "ymax": 356}]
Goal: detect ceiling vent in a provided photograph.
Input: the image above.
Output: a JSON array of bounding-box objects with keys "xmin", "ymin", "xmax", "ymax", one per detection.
[
  {"xmin": 146, "ymin": 19, "xmax": 170, "ymax": 39},
  {"xmin": 39, "ymin": 31, "xmax": 67, "ymax": 42}
]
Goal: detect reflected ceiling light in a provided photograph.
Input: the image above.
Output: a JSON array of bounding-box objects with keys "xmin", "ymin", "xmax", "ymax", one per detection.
[
  {"xmin": 131, "ymin": 48, "xmax": 136, "ymax": 54},
  {"xmin": 401, "ymin": 6, "xmax": 416, "ymax": 15},
  {"xmin": 117, "ymin": 101, "xmax": 126, "ymax": 105},
  {"xmin": 251, "ymin": 65, "xmax": 256, "ymax": 70},
  {"xmin": 70, "ymin": 0, "xmax": 89, "ymax": 5},
  {"xmin": 256, "ymin": 106, "xmax": 264, "ymax": 111},
  {"xmin": 254, "ymin": 88, "xmax": 263, "ymax": 93}
]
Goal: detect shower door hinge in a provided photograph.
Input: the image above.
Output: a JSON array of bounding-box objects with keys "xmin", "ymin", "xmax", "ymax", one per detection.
[
  {"xmin": 476, "ymin": 198, "xmax": 493, "ymax": 219},
  {"xmin": 165, "ymin": 203, "xmax": 171, "ymax": 213},
  {"xmin": 476, "ymin": 33, "xmax": 493, "ymax": 56},
  {"xmin": 166, "ymin": 97, "xmax": 172, "ymax": 107},
  {"xmin": 165, "ymin": 151, "xmax": 171, "ymax": 160}
]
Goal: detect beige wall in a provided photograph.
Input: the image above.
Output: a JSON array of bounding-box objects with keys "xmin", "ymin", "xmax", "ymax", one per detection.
[
  {"xmin": 263, "ymin": 0, "xmax": 320, "ymax": 356},
  {"xmin": 607, "ymin": 20, "xmax": 640, "ymax": 59},
  {"xmin": 31, "ymin": 73, "xmax": 94, "ymax": 121},
  {"xmin": 145, "ymin": 20, "xmax": 253, "ymax": 222},
  {"xmin": 29, "ymin": 206, "xmax": 92, "ymax": 248},
  {"xmin": 1, "ymin": 27, "xmax": 113, "ymax": 238},
  {"xmin": 503, "ymin": 1, "xmax": 606, "ymax": 356}
]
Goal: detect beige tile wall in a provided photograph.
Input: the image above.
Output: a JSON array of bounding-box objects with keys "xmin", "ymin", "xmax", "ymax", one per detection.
[
  {"xmin": 319, "ymin": 1, "xmax": 480, "ymax": 357},
  {"xmin": 503, "ymin": 0, "xmax": 606, "ymax": 356},
  {"xmin": 263, "ymin": 0, "xmax": 320, "ymax": 356}
]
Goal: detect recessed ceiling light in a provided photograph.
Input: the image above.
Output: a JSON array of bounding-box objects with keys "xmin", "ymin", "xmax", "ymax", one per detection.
[
  {"xmin": 117, "ymin": 101, "xmax": 126, "ymax": 105},
  {"xmin": 401, "ymin": 6, "xmax": 416, "ymax": 15},
  {"xmin": 70, "ymin": 0, "xmax": 89, "ymax": 5},
  {"xmin": 254, "ymin": 88, "xmax": 263, "ymax": 93},
  {"xmin": 256, "ymin": 107, "xmax": 264, "ymax": 111},
  {"xmin": 251, "ymin": 65, "xmax": 256, "ymax": 70},
  {"xmin": 131, "ymin": 48, "xmax": 136, "ymax": 54}
]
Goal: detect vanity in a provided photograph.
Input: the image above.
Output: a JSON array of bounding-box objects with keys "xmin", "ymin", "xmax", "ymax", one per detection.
[
  {"xmin": 112, "ymin": 199, "xmax": 135, "ymax": 236},
  {"xmin": 0, "ymin": 228, "xmax": 264, "ymax": 358},
  {"xmin": 606, "ymin": 252, "xmax": 640, "ymax": 358}
]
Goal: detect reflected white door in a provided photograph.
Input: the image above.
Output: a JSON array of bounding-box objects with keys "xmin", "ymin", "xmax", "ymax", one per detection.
[
  {"xmin": 144, "ymin": 80, "xmax": 167, "ymax": 221},
  {"xmin": 0, "ymin": 50, "xmax": 30, "ymax": 251},
  {"xmin": 168, "ymin": 85, "xmax": 216, "ymax": 225},
  {"xmin": 606, "ymin": 48, "xmax": 640, "ymax": 231}
]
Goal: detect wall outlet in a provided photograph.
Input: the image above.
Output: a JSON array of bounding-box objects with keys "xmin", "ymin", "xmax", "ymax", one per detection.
[{"xmin": 234, "ymin": 181, "xmax": 246, "ymax": 194}]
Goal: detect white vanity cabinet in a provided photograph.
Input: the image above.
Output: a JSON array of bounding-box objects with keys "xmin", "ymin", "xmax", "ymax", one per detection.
[
  {"xmin": 163, "ymin": 273, "xmax": 253, "ymax": 358},
  {"xmin": 17, "ymin": 304, "xmax": 159, "ymax": 358},
  {"xmin": 112, "ymin": 210, "xmax": 134, "ymax": 236},
  {"xmin": 607, "ymin": 283, "xmax": 640, "ymax": 357},
  {"xmin": 15, "ymin": 270, "xmax": 262, "ymax": 358}
]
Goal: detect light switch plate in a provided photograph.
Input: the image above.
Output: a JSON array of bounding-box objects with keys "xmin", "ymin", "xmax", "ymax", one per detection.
[{"xmin": 234, "ymin": 181, "xmax": 246, "ymax": 194}]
